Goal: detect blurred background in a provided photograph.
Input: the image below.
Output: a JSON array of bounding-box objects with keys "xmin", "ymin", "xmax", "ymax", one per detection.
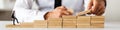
[
  {"xmin": 0, "ymin": 0, "xmax": 15, "ymax": 20},
  {"xmin": 0, "ymin": 0, "xmax": 120, "ymax": 30},
  {"xmin": 0, "ymin": 0, "xmax": 120, "ymax": 21}
]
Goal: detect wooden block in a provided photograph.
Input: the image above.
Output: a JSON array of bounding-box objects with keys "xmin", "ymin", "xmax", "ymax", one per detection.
[
  {"xmin": 91, "ymin": 16, "xmax": 104, "ymax": 21},
  {"xmin": 48, "ymin": 24, "xmax": 62, "ymax": 28},
  {"xmin": 63, "ymin": 21, "xmax": 76, "ymax": 23},
  {"xmin": 48, "ymin": 24, "xmax": 61, "ymax": 28},
  {"xmin": 77, "ymin": 23, "xmax": 90, "ymax": 28},
  {"xmin": 63, "ymin": 25, "xmax": 76, "ymax": 28},
  {"xmin": 48, "ymin": 21, "xmax": 62, "ymax": 23},
  {"xmin": 48, "ymin": 26, "xmax": 62, "ymax": 28},
  {"xmin": 63, "ymin": 19, "xmax": 76, "ymax": 28},
  {"xmin": 91, "ymin": 16, "xmax": 104, "ymax": 24},
  {"xmin": 48, "ymin": 23, "xmax": 62, "ymax": 28},
  {"xmin": 77, "ymin": 23, "xmax": 90, "ymax": 25},
  {"xmin": 76, "ymin": 16, "xmax": 91, "ymax": 28},
  {"xmin": 77, "ymin": 16, "xmax": 90, "ymax": 24},
  {"xmin": 63, "ymin": 19, "xmax": 76, "ymax": 21},
  {"xmin": 47, "ymin": 18, "xmax": 62, "ymax": 28},
  {"xmin": 91, "ymin": 23, "xmax": 104, "ymax": 28},
  {"xmin": 77, "ymin": 25, "xmax": 90, "ymax": 28},
  {"xmin": 63, "ymin": 23, "xmax": 76, "ymax": 26},
  {"xmin": 6, "ymin": 24, "xmax": 20, "ymax": 28},
  {"xmin": 34, "ymin": 20, "xmax": 47, "ymax": 28},
  {"xmin": 62, "ymin": 16, "xmax": 76, "ymax": 19},
  {"xmin": 20, "ymin": 22, "xmax": 34, "ymax": 28},
  {"xmin": 91, "ymin": 20, "xmax": 104, "ymax": 24},
  {"xmin": 48, "ymin": 23, "xmax": 62, "ymax": 26},
  {"xmin": 63, "ymin": 18, "xmax": 76, "ymax": 21},
  {"xmin": 47, "ymin": 18, "xmax": 62, "ymax": 21}
]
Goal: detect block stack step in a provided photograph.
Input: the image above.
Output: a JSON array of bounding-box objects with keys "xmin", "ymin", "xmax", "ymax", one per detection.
[
  {"xmin": 62, "ymin": 16, "xmax": 77, "ymax": 28},
  {"xmin": 91, "ymin": 16, "xmax": 104, "ymax": 28},
  {"xmin": 77, "ymin": 16, "xmax": 90, "ymax": 28},
  {"xmin": 34, "ymin": 20, "xmax": 47, "ymax": 28},
  {"xmin": 6, "ymin": 16, "xmax": 104, "ymax": 28},
  {"xmin": 47, "ymin": 18, "xmax": 62, "ymax": 28}
]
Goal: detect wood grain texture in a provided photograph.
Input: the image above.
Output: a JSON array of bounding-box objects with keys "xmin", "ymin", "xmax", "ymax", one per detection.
[
  {"xmin": 77, "ymin": 16, "xmax": 90, "ymax": 24},
  {"xmin": 62, "ymin": 16, "xmax": 76, "ymax": 19},
  {"xmin": 91, "ymin": 23, "xmax": 104, "ymax": 28},
  {"xmin": 19, "ymin": 22, "xmax": 34, "ymax": 28},
  {"xmin": 91, "ymin": 16, "xmax": 104, "ymax": 24},
  {"xmin": 47, "ymin": 18, "xmax": 62, "ymax": 28},
  {"xmin": 6, "ymin": 24, "xmax": 20, "ymax": 28},
  {"xmin": 6, "ymin": 16, "xmax": 104, "ymax": 28},
  {"xmin": 34, "ymin": 20, "xmax": 47, "ymax": 28}
]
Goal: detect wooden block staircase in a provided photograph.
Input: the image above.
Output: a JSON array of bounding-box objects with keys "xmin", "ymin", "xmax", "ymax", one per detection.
[{"xmin": 6, "ymin": 16, "xmax": 104, "ymax": 28}]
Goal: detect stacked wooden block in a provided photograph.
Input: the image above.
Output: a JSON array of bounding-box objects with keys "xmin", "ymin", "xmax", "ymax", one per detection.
[
  {"xmin": 77, "ymin": 16, "xmax": 90, "ymax": 28},
  {"xmin": 6, "ymin": 16, "xmax": 104, "ymax": 28},
  {"xmin": 20, "ymin": 22, "xmax": 34, "ymax": 28},
  {"xmin": 62, "ymin": 16, "xmax": 77, "ymax": 28},
  {"xmin": 6, "ymin": 24, "xmax": 20, "ymax": 28},
  {"xmin": 91, "ymin": 16, "xmax": 104, "ymax": 28},
  {"xmin": 47, "ymin": 18, "xmax": 62, "ymax": 28},
  {"xmin": 34, "ymin": 20, "xmax": 47, "ymax": 28}
]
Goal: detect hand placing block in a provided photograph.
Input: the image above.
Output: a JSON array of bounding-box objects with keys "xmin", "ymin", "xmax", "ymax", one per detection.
[
  {"xmin": 34, "ymin": 20, "xmax": 47, "ymax": 28},
  {"xmin": 20, "ymin": 22, "xmax": 34, "ymax": 28},
  {"xmin": 77, "ymin": 16, "xmax": 90, "ymax": 28},
  {"xmin": 47, "ymin": 18, "xmax": 62, "ymax": 28}
]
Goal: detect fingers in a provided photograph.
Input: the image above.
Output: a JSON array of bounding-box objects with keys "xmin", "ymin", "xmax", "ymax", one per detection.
[
  {"xmin": 96, "ymin": 6, "xmax": 105, "ymax": 16},
  {"xmin": 92, "ymin": 0, "xmax": 99, "ymax": 14},
  {"xmin": 62, "ymin": 11, "xmax": 72, "ymax": 15},
  {"xmin": 93, "ymin": 0, "xmax": 105, "ymax": 16},
  {"xmin": 87, "ymin": 0, "xmax": 93, "ymax": 10},
  {"xmin": 55, "ymin": 6, "xmax": 72, "ymax": 15}
]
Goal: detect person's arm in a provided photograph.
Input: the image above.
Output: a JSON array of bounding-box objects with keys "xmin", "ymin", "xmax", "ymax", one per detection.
[{"xmin": 13, "ymin": 0, "xmax": 47, "ymax": 20}]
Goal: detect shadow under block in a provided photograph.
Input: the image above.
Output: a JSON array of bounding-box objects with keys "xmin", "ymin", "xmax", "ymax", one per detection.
[
  {"xmin": 20, "ymin": 22, "xmax": 34, "ymax": 28},
  {"xmin": 34, "ymin": 20, "xmax": 47, "ymax": 28},
  {"xmin": 91, "ymin": 16, "xmax": 104, "ymax": 28},
  {"xmin": 6, "ymin": 24, "xmax": 20, "ymax": 28},
  {"xmin": 47, "ymin": 18, "xmax": 62, "ymax": 28},
  {"xmin": 62, "ymin": 16, "xmax": 77, "ymax": 28},
  {"xmin": 77, "ymin": 16, "xmax": 90, "ymax": 28}
]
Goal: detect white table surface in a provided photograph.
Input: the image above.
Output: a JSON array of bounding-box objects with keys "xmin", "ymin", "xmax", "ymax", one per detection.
[{"xmin": 0, "ymin": 20, "xmax": 120, "ymax": 30}]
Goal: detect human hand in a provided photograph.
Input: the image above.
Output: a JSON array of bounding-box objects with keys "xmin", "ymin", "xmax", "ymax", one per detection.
[
  {"xmin": 87, "ymin": 0, "xmax": 106, "ymax": 16},
  {"xmin": 44, "ymin": 6, "xmax": 72, "ymax": 20}
]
